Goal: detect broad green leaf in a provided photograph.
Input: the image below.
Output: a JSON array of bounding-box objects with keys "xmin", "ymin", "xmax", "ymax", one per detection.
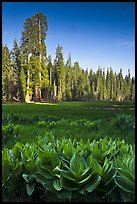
[
  {"xmin": 78, "ymin": 172, "xmax": 92, "ymax": 184},
  {"xmin": 61, "ymin": 177, "xmax": 79, "ymax": 191},
  {"xmin": 50, "ymin": 150, "xmax": 61, "ymax": 168},
  {"xmin": 70, "ymin": 154, "xmax": 85, "ymax": 176},
  {"xmin": 60, "ymin": 170, "xmax": 76, "ymax": 181},
  {"xmin": 37, "ymin": 165, "xmax": 54, "ymax": 179},
  {"xmin": 86, "ymin": 175, "xmax": 101, "ymax": 193},
  {"xmin": 25, "ymin": 160, "xmax": 35, "ymax": 174},
  {"xmin": 35, "ymin": 172, "xmax": 46, "ymax": 185},
  {"xmin": 114, "ymin": 176, "xmax": 135, "ymax": 193},
  {"xmin": 13, "ymin": 162, "xmax": 22, "ymax": 176},
  {"xmin": 53, "ymin": 179, "xmax": 62, "ymax": 191},
  {"xmin": 26, "ymin": 183, "xmax": 35, "ymax": 196},
  {"xmin": 118, "ymin": 168, "xmax": 135, "ymax": 182},
  {"xmin": 22, "ymin": 174, "xmax": 29, "ymax": 182},
  {"xmin": 83, "ymin": 174, "xmax": 101, "ymax": 193}
]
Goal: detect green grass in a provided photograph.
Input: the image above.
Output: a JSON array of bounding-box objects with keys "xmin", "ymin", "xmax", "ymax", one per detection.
[{"xmin": 2, "ymin": 100, "xmax": 135, "ymax": 148}]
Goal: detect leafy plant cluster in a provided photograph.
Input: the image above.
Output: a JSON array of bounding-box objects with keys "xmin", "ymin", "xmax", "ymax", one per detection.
[
  {"xmin": 2, "ymin": 123, "xmax": 20, "ymax": 144},
  {"xmin": 111, "ymin": 114, "xmax": 135, "ymax": 131},
  {"xmin": 2, "ymin": 136, "xmax": 135, "ymax": 202},
  {"xmin": 2, "ymin": 114, "xmax": 61, "ymax": 125},
  {"xmin": 2, "ymin": 114, "xmax": 101, "ymax": 130}
]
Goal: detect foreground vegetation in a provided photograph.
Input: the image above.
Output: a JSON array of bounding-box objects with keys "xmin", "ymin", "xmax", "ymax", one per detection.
[
  {"xmin": 2, "ymin": 136, "xmax": 135, "ymax": 202},
  {"xmin": 2, "ymin": 101, "xmax": 135, "ymax": 202}
]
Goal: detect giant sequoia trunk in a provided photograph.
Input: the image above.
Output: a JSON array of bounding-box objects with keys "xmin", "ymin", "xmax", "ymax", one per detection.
[
  {"xmin": 25, "ymin": 53, "xmax": 31, "ymax": 103},
  {"xmin": 34, "ymin": 20, "xmax": 42, "ymax": 102}
]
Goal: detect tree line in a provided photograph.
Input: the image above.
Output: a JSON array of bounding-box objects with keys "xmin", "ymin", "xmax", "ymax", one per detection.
[{"xmin": 2, "ymin": 12, "xmax": 135, "ymax": 103}]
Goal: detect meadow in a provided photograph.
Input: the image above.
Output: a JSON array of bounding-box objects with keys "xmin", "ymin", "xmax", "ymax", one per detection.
[
  {"xmin": 2, "ymin": 100, "xmax": 135, "ymax": 148},
  {"xmin": 2, "ymin": 101, "xmax": 135, "ymax": 202}
]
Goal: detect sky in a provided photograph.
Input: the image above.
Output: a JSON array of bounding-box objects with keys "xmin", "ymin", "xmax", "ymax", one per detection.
[{"xmin": 2, "ymin": 2, "xmax": 135, "ymax": 77}]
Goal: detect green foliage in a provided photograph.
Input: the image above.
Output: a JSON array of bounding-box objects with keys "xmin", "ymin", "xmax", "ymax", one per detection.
[
  {"xmin": 111, "ymin": 114, "xmax": 135, "ymax": 131},
  {"xmin": 2, "ymin": 45, "xmax": 12, "ymax": 101},
  {"xmin": 2, "ymin": 124, "xmax": 20, "ymax": 144},
  {"xmin": 2, "ymin": 136, "xmax": 135, "ymax": 202},
  {"xmin": 114, "ymin": 155, "xmax": 135, "ymax": 202}
]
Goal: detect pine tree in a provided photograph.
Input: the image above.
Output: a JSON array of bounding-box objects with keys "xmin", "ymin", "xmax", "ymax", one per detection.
[
  {"xmin": 112, "ymin": 71, "xmax": 117, "ymax": 100},
  {"xmin": 46, "ymin": 55, "xmax": 53, "ymax": 100},
  {"xmin": 106, "ymin": 68, "xmax": 110, "ymax": 100},
  {"xmin": 119, "ymin": 68, "xmax": 124, "ymax": 101},
  {"xmin": 65, "ymin": 53, "xmax": 72, "ymax": 101},
  {"xmin": 54, "ymin": 44, "xmax": 66, "ymax": 101},
  {"xmin": 126, "ymin": 69, "xmax": 132, "ymax": 100},
  {"xmin": 10, "ymin": 38, "xmax": 21, "ymax": 99},
  {"xmin": 131, "ymin": 77, "xmax": 135, "ymax": 101},
  {"xmin": 83, "ymin": 69, "xmax": 90, "ymax": 101},
  {"xmin": 96, "ymin": 67, "xmax": 103, "ymax": 100},
  {"xmin": 72, "ymin": 62, "xmax": 80, "ymax": 101},
  {"xmin": 19, "ymin": 67, "xmax": 26, "ymax": 102},
  {"xmin": 2, "ymin": 44, "xmax": 12, "ymax": 101},
  {"xmin": 110, "ymin": 67, "xmax": 114, "ymax": 100},
  {"xmin": 89, "ymin": 69, "xmax": 96, "ymax": 99},
  {"xmin": 102, "ymin": 68, "xmax": 106, "ymax": 100}
]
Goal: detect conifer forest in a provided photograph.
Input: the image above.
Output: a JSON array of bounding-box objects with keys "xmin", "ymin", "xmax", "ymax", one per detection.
[{"xmin": 2, "ymin": 13, "xmax": 135, "ymax": 103}]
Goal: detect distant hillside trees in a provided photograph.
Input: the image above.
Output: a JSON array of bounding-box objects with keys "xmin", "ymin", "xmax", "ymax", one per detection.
[{"xmin": 2, "ymin": 12, "xmax": 135, "ymax": 103}]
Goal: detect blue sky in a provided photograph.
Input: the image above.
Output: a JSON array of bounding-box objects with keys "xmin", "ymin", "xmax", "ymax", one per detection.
[{"xmin": 2, "ymin": 2, "xmax": 135, "ymax": 77}]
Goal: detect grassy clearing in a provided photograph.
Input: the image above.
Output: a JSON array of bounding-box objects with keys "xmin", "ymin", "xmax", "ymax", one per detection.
[
  {"xmin": 2, "ymin": 100, "xmax": 134, "ymax": 119},
  {"xmin": 2, "ymin": 101, "xmax": 135, "ymax": 149}
]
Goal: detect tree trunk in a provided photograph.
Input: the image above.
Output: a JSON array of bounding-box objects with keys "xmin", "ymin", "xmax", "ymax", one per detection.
[
  {"xmin": 53, "ymin": 80, "xmax": 57, "ymax": 102},
  {"xmin": 25, "ymin": 53, "xmax": 31, "ymax": 103},
  {"xmin": 34, "ymin": 85, "xmax": 39, "ymax": 102},
  {"xmin": 39, "ymin": 20, "xmax": 42, "ymax": 101}
]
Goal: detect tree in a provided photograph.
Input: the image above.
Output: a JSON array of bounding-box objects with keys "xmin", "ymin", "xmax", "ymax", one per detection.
[
  {"xmin": 2, "ymin": 45, "xmax": 12, "ymax": 101},
  {"xmin": 65, "ymin": 53, "xmax": 72, "ymax": 101},
  {"xmin": 110, "ymin": 67, "xmax": 114, "ymax": 100},
  {"xmin": 125, "ymin": 69, "xmax": 132, "ymax": 100},
  {"xmin": 96, "ymin": 67, "xmax": 103, "ymax": 100},
  {"xmin": 19, "ymin": 67, "xmax": 26, "ymax": 102},
  {"xmin": 21, "ymin": 17, "xmax": 34, "ymax": 102},
  {"xmin": 54, "ymin": 44, "xmax": 66, "ymax": 101},
  {"xmin": 106, "ymin": 68, "xmax": 110, "ymax": 100},
  {"xmin": 72, "ymin": 62, "xmax": 80, "ymax": 101},
  {"xmin": 20, "ymin": 13, "xmax": 48, "ymax": 102},
  {"xmin": 32, "ymin": 12, "xmax": 48, "ymax": 101},
  {"xmin": 112, "ymin": 71, "xmax": 117, "ymax": 100},
  {"xmin": 83, "ymin": 69, "xmax": 90, "ymax": 100},
  {"xmin": 131, "ymin": 77, "xmax": 135, "ymax": 101},
  {"xmin": 46, "ymin": 55, "xmax": 53, "ymax": 100},
  {"xmin": 118, "ymin": 68, "xmax": 124, "ymax": 101},
  {"xmin": 10, "ymin": 38, "xmax": 21, "ymax": 99}
]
